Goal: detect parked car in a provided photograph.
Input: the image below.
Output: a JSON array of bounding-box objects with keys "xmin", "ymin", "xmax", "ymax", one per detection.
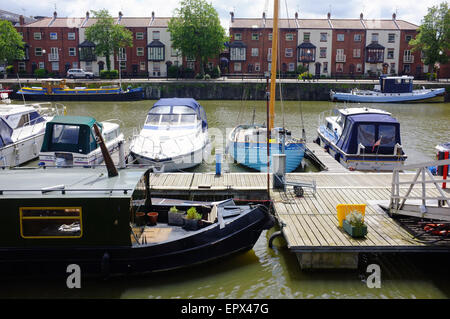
[{"xmin": 66, "ymin": 68, "xmax": 94, "ymax": 79}]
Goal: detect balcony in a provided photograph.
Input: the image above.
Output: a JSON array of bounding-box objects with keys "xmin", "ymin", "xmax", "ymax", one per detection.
[
  {"xmin": 403, "ymin": 55, "xmax": 414, "ymax": 63},
  {"xmin": 336, "ymin": 54, "xmax": 346, "ymax": 63},
  {"xmin": 117, "ymin": 54, "xmax": 127, "ymax": 62},
  {"xmin": 48, "ymin": 54, "xmax": 59, "ymax": 62}
]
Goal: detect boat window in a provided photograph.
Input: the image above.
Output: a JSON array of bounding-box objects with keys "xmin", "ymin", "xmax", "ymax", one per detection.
[
  {"xmin": 336, "ymin": 114, "xmax": 345, "ymax": 127},
  {"xmin": 172, "ymin": 106, "xmax": 194, "ymax": 114},
  {"xmin": 357, "ymin": 124, "xmax": 375, "ymax": 147},
  {"xmin": 52, "ymin": 124, "xmax": 80, "ymax": 144},
  {"xmin": 149, "ymin": 105, "xmax": 171, "ymax": 114},
  {"xmin": 145, "ymin": 114, "xmax": 160, "ymax": 125},
  {"xmin": 180, "ymin": 114, "xmax": 196, "ymax": 124},
  {"xmin": 5, "ymin": 113, "xmax": 30, "ymax": 129},
  {"xmin": 160, "ymin": 114, "xmax": 178, "ymax": 125},
  {"xmin": 378, "ymin": 125, "xmax": 396, "ymax": 147},
  {"xmin": 19, "ymin": 207, "xmax": 82, "ymax": 238}
]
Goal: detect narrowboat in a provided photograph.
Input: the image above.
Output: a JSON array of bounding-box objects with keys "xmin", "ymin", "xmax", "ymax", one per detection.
[
  {"xmin": 0, "ymin": 167, "xmax": 274, "ymax": 276},
  {"xmin": 316, "ymin": 107, "xmax": 407, "ymax": 171},
  {"xmin": 0, "ymin": 101, "xmax": 65, "ymax": 167},
  {"xmin": 129, "ymin": 98, "xmax": 210, "ymax": 172},
  {"xmin": 15, "ymin": 79, "xmax": 144, "ymax": 101},
  {"xmin": 330, "ymin": 75, "xmax": 445, "ymax": 103},
  {"xmin": 38, "ymin": 115, "xmax": 124, "ymax": 167}
]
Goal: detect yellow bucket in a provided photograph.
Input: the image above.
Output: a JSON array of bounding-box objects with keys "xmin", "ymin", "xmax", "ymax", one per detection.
[{"xmin": 336, "ymin": 204, "xmax": 366, "ymax": 227}]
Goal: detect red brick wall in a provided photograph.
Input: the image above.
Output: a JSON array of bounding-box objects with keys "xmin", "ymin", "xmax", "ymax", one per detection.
[
  {"xmin": 399, "ymin": 30, "xmax": 423, "ymax": 76},
  {"xmin": 114, "ymin": 27, "xmax": 148, "ymax": 75},
  {"xmin": 331, "ymin": 29, "xmax": 365, "ymax": 75}
]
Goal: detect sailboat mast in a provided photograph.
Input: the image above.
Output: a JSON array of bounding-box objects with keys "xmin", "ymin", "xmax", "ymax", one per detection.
[{"xmin": 269, "ymin": 0, "xmax": 279, "ymax": 132}]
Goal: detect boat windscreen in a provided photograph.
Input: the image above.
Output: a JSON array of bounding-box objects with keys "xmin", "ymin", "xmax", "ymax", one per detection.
[
  {"xmin": 145, "ymin": 113, "xmax": 197, "ymax": 126},
  {"xmin": 52, "ymin": 124, "xmax": 80, "ymax": 145}
]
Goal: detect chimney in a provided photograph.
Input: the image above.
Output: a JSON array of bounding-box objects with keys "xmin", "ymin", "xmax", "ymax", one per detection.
[
  {"xmin": 392, "ymin": 12, "xmax": 396, "ymax": 20},
  {"xmin": 118, "ymin": 11, "xmax": 123, "ymax": 22},
  {"xmin": 360, "ymin": 13, "xmax": 363, "ymax": 20},
  {"xmin": 152, "ymin": 11, "xmax": 155, "ymax": 19},
  {"xmin": 53, "ymin": 11, "xmax": 57, "ymax": 19},
  {"xmin": 263, "ymin": 12, "xmax": 266, "ymax": 20},
  {"xmin": 295, "ymin": 12, "xmax": 298, "ymax": 19},
  {"xmin": 19, "ymin": 15, "xmax": 25, "ymax": 26},
  {"xmin": 327, "ymin": 12, "xmax": 331, "ymax": 19},
  {"xmin": 86, "ymin": 11, "xmax": 90, "ymax": 19},
  {"xmin": 230, "ymin": 11, "xmax": 234, "ymax": 23}
]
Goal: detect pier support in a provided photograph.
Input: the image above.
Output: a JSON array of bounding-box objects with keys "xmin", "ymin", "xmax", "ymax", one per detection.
[{"xmin": 296, "ymin": 252, "xmax": 359, "ymax": 270}]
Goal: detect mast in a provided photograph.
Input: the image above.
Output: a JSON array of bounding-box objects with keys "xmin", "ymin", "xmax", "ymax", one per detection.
[{"xmin": 268, "ymin": 0, "xmax": 279, "ymax": 132}]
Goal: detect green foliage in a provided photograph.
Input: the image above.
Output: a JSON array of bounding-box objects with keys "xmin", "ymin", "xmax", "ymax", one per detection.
[
  {"xmin": 296, "ymin": 64, "xmax": 308, "ymax": 74},
  {"xmin": 34, "ymin": 68, "xmax": 46, "ymax": 78},
  {"xmin": 298, "ymin": 71, "xmax": 313, "ymax": 80},
  {"xmin": 99, "ymin": 69, "xmax": 118, "ymax": 79},
  {"xmin": 167, "ymin": 65, "xmax": 180, "ymax": 78},
  {"xmin": 168, "ymin": 0, "xmax": 229, "ymax": 75},
  {"xmin": 6, "ymin": 65, "xmax": 14, "ymax": 74},
  {"xmin": 345, "ymin": 211, "xmax": 365, "ymax": 227},
  {"xmin": 409, "ymin": 2, "xmax": 450, "ymax": 71},
  {"xmin": 0, "ymin": 20, "xmax": 24, "ymax": 64},
  {"xmin": 85, "ymin": 9, "xmax": 133, "ymax": 71},
  {"xmin": 209, "ymin": 66, "xmax": 221, "ymax": 79},
  {"xmin": 186, "ymin": 207, "xmax": 202, "ymax": 220}
]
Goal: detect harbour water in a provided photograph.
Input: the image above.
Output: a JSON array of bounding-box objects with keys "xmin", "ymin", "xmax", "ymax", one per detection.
[{"xmin": 3, "ymin": 99, "xmax": 450, "ymax": 299}]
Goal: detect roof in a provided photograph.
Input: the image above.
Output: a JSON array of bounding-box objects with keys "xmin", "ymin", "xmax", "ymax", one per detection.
[
  {"xmin": 147, "ymin": 40, "xmax": 165, "ymax": 47},
  {"xmin": 347, "ymin": 113, "xmax": 399, "ymax": 124},
  {"xmin": 0, "ymin": 167, "xmax": 147, "ymax": 198},
  {"xmin": 231, "ymin": 18, "xmax": 297, "ymax": 29},
  {"xmin": 117, "ymin": 17, "xmax": 152, "ymax": 27},
  {"xmin": 366, "ymin": 42, "xmax": 385, "ymax": 49},
  {"xmin": 363, "ymin": 19, "xmax": 398, "ymax": 30},
  {"xmin": 298, "ymin": 42, "xmax": 316, "ymax": 49},
  {"xmin": 229, "ymin": 41, "xmax": 247, "ymax": 48},
  {"xmin": 79, "ymin": 40, "xmax": 95, "ymax": 47},
  {"xmin": 49, "ymin": 115, "xmax": 99, "ymax": 127},
  {"xmin": 330, "ymin": 19, "xmax": 365, "ymax": 30},
  {"xmin": 297, "ymin": 19, "xmax": 331, "ymax": 29},
  {"xmin": 150, "ymin": 98, "xmax": 203, "ymax": 113}
]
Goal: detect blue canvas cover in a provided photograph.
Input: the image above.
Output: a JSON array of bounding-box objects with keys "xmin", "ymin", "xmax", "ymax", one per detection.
[
  {"xmin": 150, "ymin": 98, "xmax": 208, "ymax": 130},
  {"xmin": 0, "ymin": 117, "xmax": 13, "ymax": 147},
  {"xmin": 336, "ymin": 113, "xmax": 401, "ymax": 155}
]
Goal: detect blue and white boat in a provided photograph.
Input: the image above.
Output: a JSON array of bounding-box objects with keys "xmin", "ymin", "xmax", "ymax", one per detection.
[
  {"xmin": 316, "ymin": 107, "xmax": 407, "ymax": 171},
  {"xmin": 330, "ymin": 75, "xmax": 445, "ymax": 103},
  {"xmin": 129, "ymin": 98, "xmax": 210, "ymax": 172}
]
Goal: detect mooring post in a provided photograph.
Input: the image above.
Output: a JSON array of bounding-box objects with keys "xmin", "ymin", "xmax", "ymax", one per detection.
[{"xmin": 272, "ymin": 153, "xmax": 286, "ymax": 190}]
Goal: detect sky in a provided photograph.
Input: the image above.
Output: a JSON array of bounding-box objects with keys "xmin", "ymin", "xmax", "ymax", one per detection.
[{"xmin": 1, "ymin": 0, "xmax": 446, "ymax": 30}]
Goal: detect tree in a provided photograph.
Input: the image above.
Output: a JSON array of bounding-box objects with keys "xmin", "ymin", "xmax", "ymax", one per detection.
[
  {"xmin": 168, "ymin": 0, "xmax": 228, "ymax": 76},
  {"xmin": 85, "ymin": 9, "xmax": 133, "ymax": 71},
  {"xmin": 0, "ymin": 20, "xmax": 24, "ymax": 65},
  {"xmin": 410, "ymin": 2, "xmax": 450, "ymax": 73}
]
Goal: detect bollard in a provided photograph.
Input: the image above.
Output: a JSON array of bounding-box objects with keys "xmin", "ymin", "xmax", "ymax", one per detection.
[
  {"xmin": 215, "ymin": 150, "xmax": 222, "ymax": 176},
  {"xmin": 272, "ymin": 153, "xmax": 286, "ymax": 190}
]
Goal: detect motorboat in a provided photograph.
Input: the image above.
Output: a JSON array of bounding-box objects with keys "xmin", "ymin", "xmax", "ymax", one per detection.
[
  {"xmin": 316, "ymin": 107, "xmax": 407, "ymax": 171},
  {"xmin": 129, "ymin": 98, "xmax": 210, "ymax": 172},
  {"xmin": 0, "ymin": 101, "xmax": 64, "ymax": 167},
  {"xmin": 38, "ymin": 115, "xmax": 124, "ymax": 167},
  {"xmin": 15, "ymin": 79, "xmax": 143, "ymax": 101},
  {"xmin": 330, "ymin": 75, "xmax": 445, "ymax": 103}
]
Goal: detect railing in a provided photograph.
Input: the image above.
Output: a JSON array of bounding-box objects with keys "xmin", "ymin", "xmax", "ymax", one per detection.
[
  {"xmin": 389, "ymin": 159, "xmax": 450, "ymax": 221},
  {"xmin": 48, "ymin": 54, "xmax": 59, "ymax": 62},
  {"xmin": 336, "ymin": 54, "xmax": 346, "ymax": 63},
  {"xmin": 403, "ymin": 55, "xmax": 414, "ymax": 63}
]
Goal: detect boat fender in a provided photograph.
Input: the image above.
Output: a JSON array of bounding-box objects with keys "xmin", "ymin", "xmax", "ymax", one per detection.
[
  {"xmin": 268, "ymin": 221, "xmax": 286, "ymax": 248},
  {"xmin": 101, "ymin": 252, "xmax": 110, "ymax": 278}
]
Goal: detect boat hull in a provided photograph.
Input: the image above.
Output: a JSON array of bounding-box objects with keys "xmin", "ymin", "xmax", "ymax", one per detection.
[
  {"xmin": 0, "ymin": 132, "xmax": 44, "ymax": 167},
  {"xmin": 0, "ymin": 204, "xmax": 274, "ymax": 276},
  {"xmin": 13, "ymin": 89, "xmax": 144, "ymax": 101},
  {"xmin": 330, "ymin": 88, "xmax": 445, "ymax": 103}
]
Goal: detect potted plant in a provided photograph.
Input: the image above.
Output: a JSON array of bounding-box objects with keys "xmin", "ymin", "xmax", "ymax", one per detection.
[
  {"xmin": 168, "ymin": 206, "xmax": 185, "ymax": 226},
  {"xmin": 343, "ymin": 211, "xmax": 367, "ymax": 238},
  {"xmin": 182, "ymin": 207, "xmax": 202, "ymax": 231},
  {"xmin": 146, "ymin": 212, "xmax": 159, "ymax": 226}
]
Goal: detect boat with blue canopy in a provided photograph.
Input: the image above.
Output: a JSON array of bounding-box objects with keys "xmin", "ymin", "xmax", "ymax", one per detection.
[
  {"xmin": 129, "ymin": 98, "xmax": 210, "ymax": 172},
  {"xmin": 316, "ymin": 107, "xmax": 407, "ymax": 171},
  {"xmin": 330, "ymin": 75, "xmax": 445, "ymax": 103}
]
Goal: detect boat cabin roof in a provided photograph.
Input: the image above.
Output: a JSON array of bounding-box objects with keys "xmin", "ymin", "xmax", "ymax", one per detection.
[
  {"xmin": 0, "ymin": 168, "xmax": 147, "ymax": 199},
  {"xmin": 49, "ymin": 115, "xmax": 102, "ymax": 128},
  {"xmin": 150, "ymin": 98, "xmax": 204, "ymax": 114},
  {"xmin": 336, "ymin": 107, "xmax": 391, "ymax": 117}
]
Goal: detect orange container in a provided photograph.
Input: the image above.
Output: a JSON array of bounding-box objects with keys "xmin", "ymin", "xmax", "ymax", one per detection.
[{"xmin": 336, "ymin": 204, "xmax": 366, "ymax": 227}]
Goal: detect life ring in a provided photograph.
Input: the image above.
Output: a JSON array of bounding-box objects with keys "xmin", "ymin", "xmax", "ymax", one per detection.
[{"xmin": 423, "ymin": 223, "xmax": 450, "ymax": 237}]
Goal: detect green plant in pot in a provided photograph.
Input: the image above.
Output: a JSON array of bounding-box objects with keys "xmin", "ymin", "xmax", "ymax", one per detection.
[
  {"xmin": 343, "ymin": 211, "xmax": 367, "ymax": 238},
  {"xmin": 168, "ymin": 206, "xmax": 185, "ymax": 226},
  {"xmin": 182, "ymin": 207, "xmax": 202, "ymax": 231}
]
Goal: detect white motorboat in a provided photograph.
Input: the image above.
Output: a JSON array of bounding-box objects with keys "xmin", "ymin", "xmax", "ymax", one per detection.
[
  {"xmin": 0, "ymin": 100, "xmax": 64, "ymax": 167},
  {"xmin": 129, "ymin": 98, "xmax": 209, "ymax": 172},
  {"xmin": 38, "ymin": 115, "xmax": 124, "ymax": 167}
]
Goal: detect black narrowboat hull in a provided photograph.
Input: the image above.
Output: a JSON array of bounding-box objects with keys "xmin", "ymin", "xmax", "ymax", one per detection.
[
  {"xmin": 11, "ymin": 90, "xmax": 144, "ymax": 101},
  {"xmin": 0, "ymin": 205, "xmax": 274, "ymax": 276}
]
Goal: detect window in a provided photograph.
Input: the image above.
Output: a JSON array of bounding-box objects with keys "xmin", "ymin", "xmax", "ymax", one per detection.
[
  {"xmin": 234, "ymin": 62, "xmax": 241, "ymax": 72},
  {"xmin": 18, "ymin": 62, "xmax": 26, "ymax": 72},
  {"xmin": 51, "ymin": 62, "xmax": 59, "ymax": 71},
  {"xmin": 371, "ymin": 33, "xmax": 379, "ymax": 42},
  {"xmin": 267, "ymin": 48, "xmax": 272, "ymax": 61},
  {"xmin": 353, "ymin": 48, "xmax": 361, "ymax": 58},
  {"xmin": 251, "ymin": 33, "xmax": 259, "ymax": 40},
  {"xmin": 33, "ymin": 32, "xmax": 41, "ymax": 40},
  {"xmin": 153, "ymin": 62, "xmax": 160, "ymax": 72},
  {"xmin": 39, "ymin": 62, "xmax": 44, "ymax": 69},
  {"xmin": 323, "ymin": 62, "xmax": 328, "ymax": 73},
  {"xmin": 52, "ymin": 124, "xmax": 80, "ymax": 144},
  {"xmin": 19, "ymin": 207, "xmax": 82, "ymax": 238},
  {"xmin": 286, "ymin": 33, "xmax": 294, "ymax": 41},
  {"xmin": 357, "ymin": 124, "xmax": 375, "ymax": 147},
  {"xmin": 137, "ymin": 47, "xmax": 144, "ymax": 56},
  {"xmin": 35, "ymin": 47, "xmax": 43, "ymax": 56},
  {"xmin": 285, "ymin": 48, "xmax": 293, "ymax": 58},
  {"xmin": 387, "ymin": 49, "xmax": 394, "ymax": 59},
  {"xmin": 354, "ymin": 34, "xmax": 361, "ymax": 42},
  {"xmin": 320, "ymin": 47, "xmax": 327, "ymax": 58},
  {"xmin": 148, "ymin": 47, "xmax": 164, "ymax": 61},
  {"xmin": 268, "ymin": 33, "xmax": 272, "ymax": 41},
  {"xmin": 68, "ymin": 32, "xmax": 76, "ymax": 40},
  {"xmin": 336, "ymin": 63, "xmax": 344, "ymax": 73},
  {"xmin": 234, "ymin": 33, "xmax": 242, "ymax": 40},
  {"xmin": 187, "ymin": 61, "xmax": 195, "ymax": 70},
  {"xmin": 152, "ymin": 31, "xmax": 160, "ymax": 40},
  {"xmin": 403, "ymin": 64, "xmax": 411, "ymax": 73},
  {"xmin": 140, "ymin": 61, "xmax": 146, "ymax": 71},
  {"xmin": 288, "ymin": 63, "xmax": 295, "ymax": 72},
  {"xmin": 251, "ymin": 48, "xmax": 259, "ymax": 57},
  {"xmin": 388, "ymin": 33, "xmax": 395, "ymax": 43},
  {"xmin": 356, "ymin": 63, "xmax": 362, "ymax": 72},
  {"xmin": 171, "ymin": 47, "xmax": 179, "ymax": 57},
  {"xmin": 136, "ymin": 32, "xmax": 144, "ymax": 40},
  {"xmin": 255, "ymin": 63, "xmax": 260, "ymax": 72},
  {"xmin": 72, "ymin": 62, "xmax": 78, "ymax": 68},
  {"xmin": 337, "ymin": 34, "xmax": 345, "ymax": 42},
  {"xmin": 303, "ymin": 33, "xmax": 310, "ymax": 42},
  {"xmin": 69, "ymin": 47, "xmax": 76, "ymax": 56},
  {"xmin": 390, "ymin": 63, "xmax": 396, "ymax": 74},
  {"xmin": 230, "ymin": 48, "xmax": 246, "ymax": 61},
  {"xmin": 378, "ymin": 125, "xmax": 396, "ymax": 147},
  {"xmin": 405, "ymin": 35, "xmax": 412, "ymax": 43},
  {"xmin": 320, "ymin": 33, "xmax": 327, "ymax": 42},
  {"xmin": 50, "ymin": 32, "xmax": 58, "ymax": 40},
  {"xmin": 118, "ymin": 47, "xmax": 126, "ymax": 61}
]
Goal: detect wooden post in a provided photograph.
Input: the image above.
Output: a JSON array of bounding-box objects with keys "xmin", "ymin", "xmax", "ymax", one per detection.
[{"xmin": 93, "ymin": 123, "xmax": 118, "ymax": 177}]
